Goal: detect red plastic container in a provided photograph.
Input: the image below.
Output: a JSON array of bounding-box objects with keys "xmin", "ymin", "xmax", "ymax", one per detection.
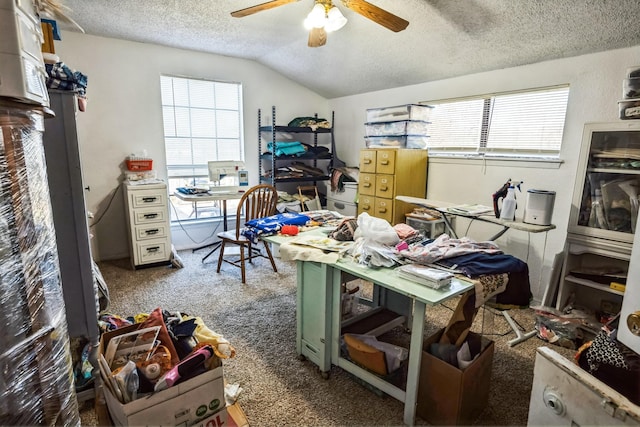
[{"xmin": 126, "ymin": 159, "xmax": 153, "ymax": 171}]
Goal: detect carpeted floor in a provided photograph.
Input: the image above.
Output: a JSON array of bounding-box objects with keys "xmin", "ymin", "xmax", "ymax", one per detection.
[{"xmin": 82, "ymin": 247, "xmax": 575, "ymax": 426}]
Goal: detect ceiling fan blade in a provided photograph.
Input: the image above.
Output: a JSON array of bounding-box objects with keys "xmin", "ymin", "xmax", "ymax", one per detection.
[
  {"xmin": 308, "ymin": 27, "xmax": 327, "ymax": 47},
  {"xmin": 231, "ymin": 0, "xmax": 300, "ymax": 18},
  {"xmin": 340, "ymin": 0, "xmax": 409, "ymax": 32}
]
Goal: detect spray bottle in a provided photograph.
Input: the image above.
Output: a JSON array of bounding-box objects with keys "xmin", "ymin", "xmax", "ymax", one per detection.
[{"xmin": 499, "ymin": 184, "xmax": 517, "ymax": 221}]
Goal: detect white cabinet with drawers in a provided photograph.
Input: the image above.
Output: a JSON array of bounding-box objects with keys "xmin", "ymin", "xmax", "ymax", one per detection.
[
  {"xmin": 123, "ymin": 182, "xmax": 172, "ymax": 268},
  {"xmin": 326, "ymin": 182, "xmax": 358, "ymax": 217}
]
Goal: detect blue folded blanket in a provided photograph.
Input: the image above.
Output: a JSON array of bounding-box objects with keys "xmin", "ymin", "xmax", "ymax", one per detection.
[{"xmin": 267, "ymin": 141, "xmax": 307, "ymax": 157}]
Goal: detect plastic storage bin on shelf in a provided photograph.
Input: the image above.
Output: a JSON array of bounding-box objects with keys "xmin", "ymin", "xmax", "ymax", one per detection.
[
  {"xmin": 366, "ymin": 104, "xmax": 434, "ymax": 123},
  {"xmin": 364, "ymin": 120, "xmax": 430, "ymax": 137},
  {"xmin": 618, "ymin": 98, "xmax": 640, "ymax": 119},
  {"xmin": 365, "ymin": 135, "xmax": 429, "ymax": 149},
  {"xmin": 619, "ymin": 66, "xmax": 640, "ymax": 119},
  {"xmin": 623, "ymin": 77, "xmax": 640, "ymax": 99}
]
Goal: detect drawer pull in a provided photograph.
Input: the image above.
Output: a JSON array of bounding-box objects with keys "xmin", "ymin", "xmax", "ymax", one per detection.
[
  {"xmin": 143, "ymin": 213, "xmax": 159, "ymax": 219},
  {"xmin": 146, "ymin": 246, "xmax": 160, "ymax": 253},
  {"xmin": 362, "ymin": 205, "xmax": 370, "ymax": 210},
  {"xmin": 142, "ymin": 197, "xmax": 158, "ymax": 202},
  {"xmin": 378, "ymin": 207, "xmax": 387, "ymax": 213},
  {"xmin": 363, "ymin": 182, "xmax": 371, "ymax": 187},
  {"xmin": 363, "ymin": 159, "xmax": 371, "ymax": 164},
  {"xmin": 379, "ymin": 185, "xmax": 388, "ymax": 191},
  {"xmin": 334, "ymin": 202, "xmax": 345, "ymax": 209},
  {"xmin": 380, "ymin": 160, "xmax": 389, "ymax": 165},
  {"xmin": 145, "ymin": 229, "xmax": 160, "ymax": 235}
]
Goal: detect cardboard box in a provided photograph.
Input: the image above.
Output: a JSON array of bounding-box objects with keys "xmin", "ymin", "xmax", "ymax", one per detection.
[
  {"xmin": 417, "ymin": 328, "xmax": 494, "ymax": 425},
  {"xmin": 190, "ymin": 407, "xmax": 229, "ymax": 427},
  {"xmin": 191, "ymin": 403, "xmax": 248, "ymax": 427},
  {"xmin": 100, "ymin": 325, "xmax": 225, "ymax": 426}
]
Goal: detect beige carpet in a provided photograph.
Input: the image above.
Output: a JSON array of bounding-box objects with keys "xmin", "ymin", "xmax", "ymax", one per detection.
[{"xmin": 82, "ymin": 248, "xmax": 574, "ymax": 426}]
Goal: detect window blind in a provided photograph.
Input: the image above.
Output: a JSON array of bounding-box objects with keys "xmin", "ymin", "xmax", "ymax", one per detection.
[
  {"xmin": 425, "ymin": 86, "xmax": 569, "ymax": 158},
  {"xmin": 160, "ymin": 76, "xmax": 244, "ymax": 178}
]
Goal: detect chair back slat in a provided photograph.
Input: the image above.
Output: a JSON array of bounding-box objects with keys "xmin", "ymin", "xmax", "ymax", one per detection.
[{"xmin": 235, "ymin": 184, "xmax": 278, "ymax": 239}]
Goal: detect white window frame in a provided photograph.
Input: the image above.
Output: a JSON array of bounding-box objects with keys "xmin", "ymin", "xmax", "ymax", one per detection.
[
  {"xmin": 160, "ymin": 75, "xmax": 244, "ymax": 222},
  {"xmin": 423, "ymin": 85, "xmax": 569, "ymax": 164}
]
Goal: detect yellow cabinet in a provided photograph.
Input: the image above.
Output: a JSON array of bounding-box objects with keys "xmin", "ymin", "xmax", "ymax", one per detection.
[{"xmin": 357, "ymin": 148, "xmax": 428, "ymax": 225}]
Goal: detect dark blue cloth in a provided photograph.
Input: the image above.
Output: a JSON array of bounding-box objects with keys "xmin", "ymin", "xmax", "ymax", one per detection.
[
  {"xmin": 437, "ymin": 252, "xmax": 527, "ymax": 277},
  {"xmin": 438, "ymin": 252, "xmax": 531, "ymax": 307}
]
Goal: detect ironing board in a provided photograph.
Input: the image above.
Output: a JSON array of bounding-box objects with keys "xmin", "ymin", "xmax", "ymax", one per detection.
[{"xmin": 396, "ymin": 195, "xmax": 556, "ymax": 346}]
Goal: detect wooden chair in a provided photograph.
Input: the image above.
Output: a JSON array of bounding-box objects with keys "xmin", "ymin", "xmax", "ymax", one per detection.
[{"xmin": 216, "ymin": 184, "xmax": 278, "ymax": 283}]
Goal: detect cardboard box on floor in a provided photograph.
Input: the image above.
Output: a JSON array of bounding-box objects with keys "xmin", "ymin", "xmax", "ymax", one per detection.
[
  {"xmin": 99, "ymin": 324, "xmax": 226, "ymax": 426},
  {"xmin": 192, "ymin": 403, "xmax": 249, "ymax": 427},
  {"xmin": 417, "ymin": 328, "xmax": 494, "ymax": 426}
]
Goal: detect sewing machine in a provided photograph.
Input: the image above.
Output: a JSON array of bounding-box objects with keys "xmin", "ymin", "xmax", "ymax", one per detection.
[{"xmin": 207, "ymin": 161, "xmax": 249, "ymax": 194}]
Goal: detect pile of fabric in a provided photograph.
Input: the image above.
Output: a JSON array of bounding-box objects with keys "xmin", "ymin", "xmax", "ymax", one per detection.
[
  {"xmin": 45, "ymin": 62, "xmax": 88, "ymax": 97},
  {"xmin": 331, "ymin": 213, "xmax": 532, "ymax": 310},
  {"xmin": 287, "ymin": 116, "xmax": 331, "ymax": 130}
]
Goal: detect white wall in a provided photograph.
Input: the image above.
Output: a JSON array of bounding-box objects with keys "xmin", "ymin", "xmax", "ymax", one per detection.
[
  {"xmin": 55, "ymin": 32, "xmax": 329, "ymax": 261},
  {"xmin": 329, "ymin": 45, "xmax": 640, "ymax": 303}
]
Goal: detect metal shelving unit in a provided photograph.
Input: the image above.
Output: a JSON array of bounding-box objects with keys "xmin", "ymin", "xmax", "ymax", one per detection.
[{"xmin": 258, "ymin": 106, "xmax": 336, "ymax": 188}]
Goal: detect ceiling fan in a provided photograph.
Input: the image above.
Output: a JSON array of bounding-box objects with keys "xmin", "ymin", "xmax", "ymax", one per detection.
[{"xmin": 231, "ymin": 0, "xmax": 409, "ymax": 47}]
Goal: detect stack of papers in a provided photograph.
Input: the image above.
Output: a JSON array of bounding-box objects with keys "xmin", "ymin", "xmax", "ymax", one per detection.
[
  {"xmin": 446, "ymin": 204, "xmax": 493, "ymax": 216},
  {"xmin": 396, "ymin": 264, "xmax": 453, "ymax": 289}
]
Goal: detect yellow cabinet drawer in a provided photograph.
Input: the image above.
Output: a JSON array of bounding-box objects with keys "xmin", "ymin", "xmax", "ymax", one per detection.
[
  {"xmin": 359, "ymin": 173, "xmax": 376, "ymax": 195},
  {"xmin": 375, "ymin": 174, "xmax": 394, "ymax": 198},
  {"xmin": 359, "ymin": 149, "xmax": 377, "ymax": 173},
  {"xmin": 375, "ymin": 150, "xmax": 396, "ymax": 174},
  {"xmin": 357, "ymin": 195, "xmax": 375, "ymax": 216},
  {"xmin": 374, "ymin": 197, "xmax": 394, "ymax": 223}
]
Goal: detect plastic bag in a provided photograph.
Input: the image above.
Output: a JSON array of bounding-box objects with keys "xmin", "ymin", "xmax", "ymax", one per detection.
[
  {"xmin": 353, "ymin": 213, "xmax": 399, "ymax": 245},
  {"xmin": 347, "ymin": 213, "xmax": 402, "ymax": 267}
]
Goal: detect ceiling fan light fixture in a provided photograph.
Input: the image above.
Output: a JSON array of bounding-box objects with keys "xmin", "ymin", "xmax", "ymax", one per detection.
[
  {"xmin": 324, "ymin": 6, "xmax": 347, "ymax": 32},
  {"xmin": 304, "ymin": 3, "xmax": 327, "ymax": 29}
]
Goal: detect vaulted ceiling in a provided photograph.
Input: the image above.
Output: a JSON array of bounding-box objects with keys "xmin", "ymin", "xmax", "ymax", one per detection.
[{"xmin": 57, "ymin": 0, "xmax": 640, "ymax": 98}]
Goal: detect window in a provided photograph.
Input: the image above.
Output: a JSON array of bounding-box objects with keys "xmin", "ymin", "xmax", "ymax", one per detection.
[
  {"xmin": 160, "ymin": 75, "xmax": 244, "ymax": 222},
  {"xmin": 425, "ymin": 86, "xmax": 569, "ymax": 159}
]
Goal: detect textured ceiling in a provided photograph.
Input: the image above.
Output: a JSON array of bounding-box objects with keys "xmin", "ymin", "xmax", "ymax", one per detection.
[{"xmin": 56, "ymin": 0, "xmax": 640, "ymax": 98}]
